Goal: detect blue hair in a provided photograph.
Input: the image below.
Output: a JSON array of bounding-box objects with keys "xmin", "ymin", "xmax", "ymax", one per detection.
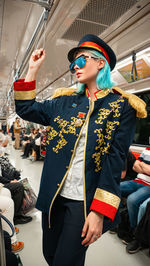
[{"xmin": 76, "ymin": 49, "xmax": 115, "ymax": 94}]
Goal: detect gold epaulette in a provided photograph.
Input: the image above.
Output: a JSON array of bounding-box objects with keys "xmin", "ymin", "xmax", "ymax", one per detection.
[
  {"xmin": 112, "ymin": 87, "xmax": 147, "ymax": 118},
  {"xmin": 51, "ymin": 88, "xmax": 77, "ymax": 99}
]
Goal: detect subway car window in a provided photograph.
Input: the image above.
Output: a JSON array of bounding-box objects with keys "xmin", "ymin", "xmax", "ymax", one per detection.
[{"xmin": 133, "ymin": 91, "xmax": 150, "ymax": 146}]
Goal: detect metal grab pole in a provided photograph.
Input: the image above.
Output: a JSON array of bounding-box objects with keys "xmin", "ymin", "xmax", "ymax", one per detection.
[
  {"xmin": 0, "ymin": 217, "xmax": 6, "ymax": 266},
  {"xmin": 7, "ymin": 0, "xmax": 54, "ymax": 108},
  {"xmin": 131, "ymin": 51, "xmax": 138, "ymax": 82},
  {"xmin": 22, "ymin": 0, "xmax": 51, "ymax": 9},
  {"xmin": 15, "ymin": 8, "xmax": 49, "ymax": 79},
  {"xmin": 7, "ymin": 7, "xmax": 50, "ymax": 100}
]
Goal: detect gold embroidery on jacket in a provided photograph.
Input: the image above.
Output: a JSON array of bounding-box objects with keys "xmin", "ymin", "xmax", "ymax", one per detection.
[
  {"xmin": 46, "ymin": 115, "xmax": 85, "ymax": 153},
  {"xmin": 52, "ymin": 131, "xmax": 68, "ymax": 153},
  {"xmin": 105, "ymin": 121, "xmax": 120, "ymax": 139},
  {"xmin": 95, "ymin": 108, "xmax": 111, "ymax": 124},
  {"xmin": 109, "ymin": 98, "xmax": 124, "ymax": 117},
  {"xmin": 93, "ymin": 98, "xmax": 124, "ymax": 172},
  {"xmin": 95, "ymin": 98, "xmax": 124, "ymax": 125},
  {"xmin": 46, "ymin": 126, "xmax": 58, "ymax": 143}
]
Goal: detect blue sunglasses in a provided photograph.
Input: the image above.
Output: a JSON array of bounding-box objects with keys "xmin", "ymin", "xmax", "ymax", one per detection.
[{"xmin": 69, "ymin": 55, "xmax": 96, "ymax": 74}]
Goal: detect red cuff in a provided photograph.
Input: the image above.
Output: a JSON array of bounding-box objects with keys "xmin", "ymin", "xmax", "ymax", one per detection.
[
  {"xmin": 14, "ymin": 79, "xmax": 36, "ymax": 91},
  {"xmin": 90, "ymin": 199, "xmax": 117, "ymax": 221},
  {"xmin": 137, "ymin": 158, "xmax": 142, "ymax": 162}
]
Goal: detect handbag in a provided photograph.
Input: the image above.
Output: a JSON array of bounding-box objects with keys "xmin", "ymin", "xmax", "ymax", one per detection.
[{"xmin": 19, "ymin": 178, "xmax": 37, "ymax": 215}]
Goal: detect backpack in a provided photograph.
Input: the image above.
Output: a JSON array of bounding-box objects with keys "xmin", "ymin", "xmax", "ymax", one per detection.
[{"xmin": 0, "ymin": 157, "xmax": 21, "ymax": 180}]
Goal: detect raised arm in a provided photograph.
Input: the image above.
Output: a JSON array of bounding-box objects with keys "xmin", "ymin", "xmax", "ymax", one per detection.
[
  {"xmin": 25, "ymin": 48, "xmax": 46, "ymax": 82},
  {"xmin": 14, "ymin": 49, "xmax": 57, "ymax": 126}
]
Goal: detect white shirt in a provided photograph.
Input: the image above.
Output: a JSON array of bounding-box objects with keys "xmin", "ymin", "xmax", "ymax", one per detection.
[
  {"xmin": 59, "ymin": 124, "xmax": 87, "ymax": 201},
  {"xmin": 135, "ymin": 148, "xmax": 150, "ymax": 186}
]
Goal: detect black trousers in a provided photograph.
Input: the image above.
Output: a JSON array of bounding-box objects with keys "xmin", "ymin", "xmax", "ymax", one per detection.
[
  {"xmin": 42, "ymin": 195, "xmax": 88, "ymax": 266},
  {"xmin": 33, "ymin": 144, "xmax": 40, "ymax": 160},
  {"xmin": 24, "ymin": 142, "xmax": 33, "ymax": 157},
  {"xmin": 4, "ymin": 182, "xmax": 24, "ymax": 217}
]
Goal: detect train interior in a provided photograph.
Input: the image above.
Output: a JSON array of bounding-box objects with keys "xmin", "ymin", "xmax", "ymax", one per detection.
[{"xmin": 0, "ymin": 0, "xmax": 150, "ymax": 265}]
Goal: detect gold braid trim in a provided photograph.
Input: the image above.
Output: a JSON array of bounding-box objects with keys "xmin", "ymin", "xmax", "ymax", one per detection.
[
  {"xmin": 51, "ymin": 88, "xmax": 77, "ymax": 99},
  {"xmin": 94, "ymin": 188, "xmax": 120, "ymax": 209},
  {"xmin": 14, "ymin": 90, "xmax": 36, "ymax": 100},
  {"xmin": 112, "ymin": 87, "xmax": 147, "ymax": 118}
]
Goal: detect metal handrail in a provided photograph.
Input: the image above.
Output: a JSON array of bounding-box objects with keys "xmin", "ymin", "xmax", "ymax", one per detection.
[
  {"xmin": 7, "ymin": 0, "xmax": 54, "ymax": 103},
  {"xmin": 22, "ymin": 0, "xmax": 51, "ymax": 9},
  {"xmin": 0, "ymin": 217, "xmax": 6, "ymax": 266},
  {"xmin": 0, "ymin": 213, "xmax": 15, "ymax": 266}
]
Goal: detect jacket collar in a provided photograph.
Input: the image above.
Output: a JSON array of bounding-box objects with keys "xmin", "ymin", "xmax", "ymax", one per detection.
[{"xmin": 85, "ymin": 88, "xmax": 110, "ymax": 100}]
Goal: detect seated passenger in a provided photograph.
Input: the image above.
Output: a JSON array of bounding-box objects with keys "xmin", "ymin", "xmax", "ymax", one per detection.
[
  {"xmin": 0, "ymin": 185, "xmax": 24, "ymax": 252},
  {"xmin": 21, "ymin": 128, "xmax": 38, "ymax": 158},
  {"xmin": 126, "ymin": 197, "xmax": 150, "ymax": 254},
  {"xmin": 120, "ymin": 147, "xmax": 150, "ymax": 244},
  {"xmin": 0, "ymin": 176, "xmax": 32, "ymax": 225},
  {"xmin": 0, "ymin": 129, "xmax": 9, "ymax": 156},
  {"xmin": 121, "ymin": 151, "xmax": 137, "ymax": 181},
  {"xmin": 0, "ymin": 162, "xmax": 32, "ymax": 224},
  {"xmin": 20, "ymin": 127, "xmax": 26, "ymax": 147},
  {"xmin": 20, "ymin": 129, "xmax": 32, "ymax": 153},
  {"xmin": 29, "ymin": 129, "xmax": 41, "ymax": 161}
]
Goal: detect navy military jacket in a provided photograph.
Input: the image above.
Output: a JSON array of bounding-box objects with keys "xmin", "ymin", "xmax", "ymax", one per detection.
[{"xmin": 14, "ymin": 79, "xmax": 140, "ymax": 230}]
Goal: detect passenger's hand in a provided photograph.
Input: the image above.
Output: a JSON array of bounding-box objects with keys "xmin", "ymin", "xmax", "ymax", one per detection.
[
  {"xmin": 121, "ymin": 170, "xmax": 126, "ymax": 179},
  {"xmin": 29, "ymin": 48, "xmax": 46, "ymax": 73},
  {"xmin": 10, "ymin": 179, "xmax": 18, "ymax": 183},
  {"xmin": 133, "ymin": 160, "xmax": 143, "ymax": 173},
  {"xmin": 81, "ymin": 211, "xmax": 103, "ymax": 247},
  {"xmin": 25, "ymin": 48, "xmax": 46, "ymax": 82}
]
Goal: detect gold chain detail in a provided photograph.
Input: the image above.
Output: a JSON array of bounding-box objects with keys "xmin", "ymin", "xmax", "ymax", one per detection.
[{"xmin": 93, "ymin": 98, "xmax": 124, "ymax": 172}]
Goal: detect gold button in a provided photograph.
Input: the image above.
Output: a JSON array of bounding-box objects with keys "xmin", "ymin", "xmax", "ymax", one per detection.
[
  {"xmin": 71, "ymin": 149, "xmax": 74, "ymax": 153},
  {"xmin": 86, "ymin": 106, "xmax": 89, "ymax": 109},
  {"xmin": 57, "ymin": 183, "xmax": 60, "ymax": 187},
  {"xmin": 76, "ymin": 134, "xmax": 79, "ymax": 137},
  {"xmin": 66, "ymin": 166, "xmax": 69, "ymax": 169}
]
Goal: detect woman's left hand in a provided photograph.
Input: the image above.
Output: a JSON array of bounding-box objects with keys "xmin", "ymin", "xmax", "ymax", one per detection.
[{"xmin": 81, "ymin": 211, "xmax": 104, "ymax": 247}]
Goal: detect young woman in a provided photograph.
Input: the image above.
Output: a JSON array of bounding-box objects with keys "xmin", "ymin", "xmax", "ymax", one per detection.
[{"xmin": 14, "ymin": 34, "xmax": 147, "ymax": 266}]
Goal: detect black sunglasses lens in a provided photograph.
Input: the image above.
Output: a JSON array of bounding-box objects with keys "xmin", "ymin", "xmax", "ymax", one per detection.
[
  {"xmin": 70, "ymin": 62, "xmax": 75, "ymax": 73},
  {"xmin": 69, "ymin": 55, "xmax": 86, "ymax": 73}
]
